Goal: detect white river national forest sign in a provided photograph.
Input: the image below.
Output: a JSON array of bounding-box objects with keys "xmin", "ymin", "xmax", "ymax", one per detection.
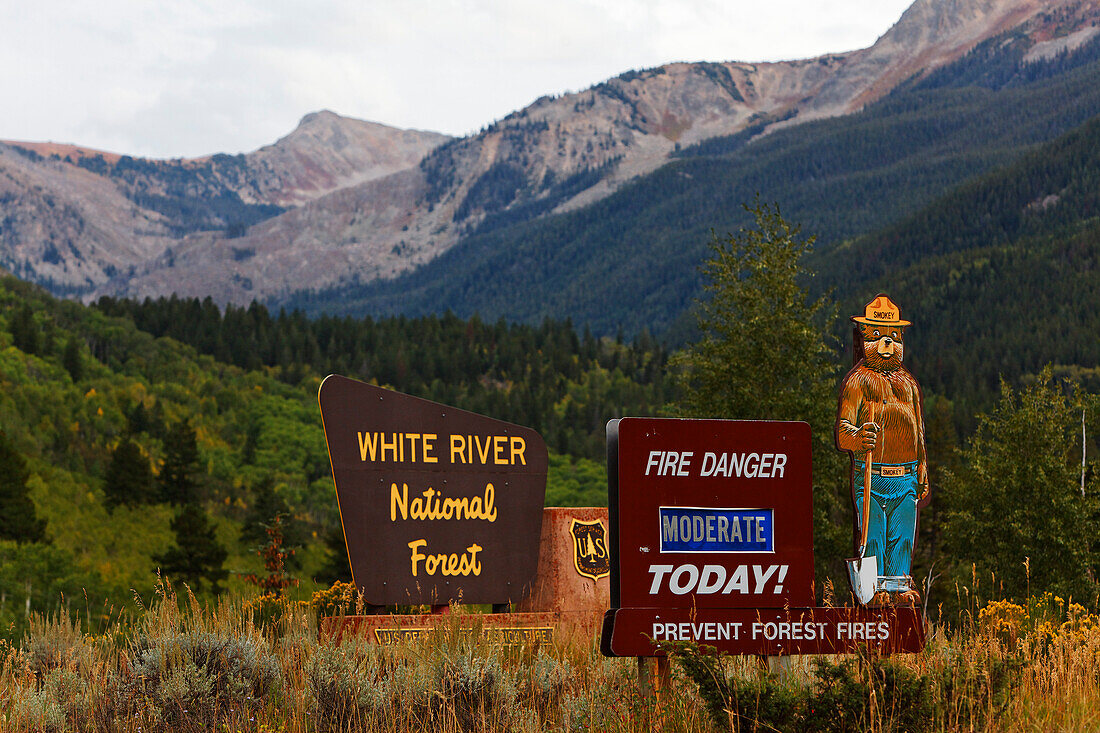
[{"xmin": 318, "ymin": 375, "xmax": 548, "ymax": 606}]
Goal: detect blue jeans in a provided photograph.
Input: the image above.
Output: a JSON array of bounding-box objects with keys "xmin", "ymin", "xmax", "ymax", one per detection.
[{"xmin": 854, "ymin": 462, "xmax": 918, "ymax": 579}]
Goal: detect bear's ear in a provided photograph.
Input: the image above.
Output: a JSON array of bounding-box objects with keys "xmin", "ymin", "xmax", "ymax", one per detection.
[{"xmin": 852, "ymin": 326, "xmax": 865, "ymax": 366}]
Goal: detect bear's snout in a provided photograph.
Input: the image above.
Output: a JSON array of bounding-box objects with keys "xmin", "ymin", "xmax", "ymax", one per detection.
[{"xmin": 864, "ymin": 336, "xmax": 903, "ymax": 371}]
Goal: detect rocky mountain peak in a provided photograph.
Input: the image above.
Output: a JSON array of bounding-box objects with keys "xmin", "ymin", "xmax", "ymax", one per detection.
[
  {"xmin": 6, "ymin": 0, "xmax": 1100, "ymax": 309},
  {"xmin": 245, "ymin": 111, "xmax": 450, "ymax": 206}
]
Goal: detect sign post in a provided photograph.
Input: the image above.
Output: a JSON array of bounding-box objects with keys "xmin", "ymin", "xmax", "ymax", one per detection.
[{"xmin": 601, "ymin": 417, "xmax": 924, "ymax": 663}]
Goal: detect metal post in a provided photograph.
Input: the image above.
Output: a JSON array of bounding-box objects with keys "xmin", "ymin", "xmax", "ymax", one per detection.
[
  {"xmin": 766, "ymin": 655, "xmax": 792, "ymax": 681},
  {"xmin": 637, "ymin": 656, "xmax": 651, "ymax": 696}
]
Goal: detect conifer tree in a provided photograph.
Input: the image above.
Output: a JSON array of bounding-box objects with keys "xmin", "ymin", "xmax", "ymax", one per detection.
[
  {"xmin": 671, "ymin": 201, "xmax": 847, "ymax": 589},
  {"xmin": 9, "ymin": 303, "xmax": 39, "ymax": 355},
  {"xmin": 241, "ymin": 476, "xmax": 304, "ymax": 569},
  {"xmin": 242, "ymin": 514, "xmax": 298, "ymax": 598},
  {"xmin": 155, "ymin": 503, "xmax": 228, "ymax": 594},
  {"xmin": 103, "ymin": 439, "xmax": 154, "ymax": 508},
  {"xmin": 62, "ymin": 336, "xmax": 82, "ymax": 382},
  {"xmin": 943, "ymin": 370, "xmax": 1100, "ymax": 601},
  {"xmin": 126, "ymin": 402, "xmax": 151, "ymax": 435},
  {"xmin": 158, "ymin": 420, "xmax": 201, "ymax": 504},
  {"xmin": 0, "ymin": 431, "xmax": 46, "ymax": 543}
]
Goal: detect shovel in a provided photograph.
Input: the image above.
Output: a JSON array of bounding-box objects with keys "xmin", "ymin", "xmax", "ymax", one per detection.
[{"xmin": 846, "ymin": 405, "xmax": 879, "ymax": 605}]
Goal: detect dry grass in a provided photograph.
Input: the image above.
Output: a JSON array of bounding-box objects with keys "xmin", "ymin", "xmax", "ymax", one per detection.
[{"xmin": 2, "ymin": 582, "xmax": 1100, "ymax": 732}]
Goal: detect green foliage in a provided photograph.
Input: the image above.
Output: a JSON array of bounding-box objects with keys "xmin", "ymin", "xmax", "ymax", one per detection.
[
  {"xmin": 827, "ymin": 108, "xmax": 1100, "ymax": 418},
  {"xmin": 667, "ymin": 639, "xmax": 1021, "ymax": 733},
  {"xmin": 942, "ymin": 369, "xmax": 1100, "ymax": 601},
  {"xmin": 822, "ymin": 104, "xmax": 1100, "ymax": 289},
  {"xmin": 1, "ymin": 271, "xmax": 653, "ymax": 621},
  {"xmin": 668, "ymin": 640, "xmax": 938, "ymax": 732},
  {"xmin": 0, "ymin": 431, "xmax": 46, "ymax": 543},
  {"xmin": 914, "ymin": 396, "xmax": 959, "ymax": 578},
  {"xmin": 669, "ymin": 202, "xmax": 848, "ymax": 590},
  {"xmin": 0, "ymin": 541, "xmax": 98, "ymax": 639},
  {"xmin": 671, "ymin": 202, "xmax": 838, "ymax": 422},
  {"xmin": 93, "ymin": 297, "xmax": 672, "ymax": 462},
  {"xmin": 240, "ymin": 475, "xmax": 302, "ymax": 552},
  {"xmin": 455, "ymin": 161, "xmax": 528, "ymax": 221},
  {"xmin": 317, "ymin": 525, "xmax": 353, "ymax": 584},
  {"xmin": 155, "ymin": 503, "xmax": 229, "ymax": 595},
  {"xmin": 545, "ymin": 453, "xmax": 606, "ymax": 507}
]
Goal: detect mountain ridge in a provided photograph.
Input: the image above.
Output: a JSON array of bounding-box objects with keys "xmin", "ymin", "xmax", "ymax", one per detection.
[
  {"xmin": 2, "ymin": 0, "xmax": 1099, "ymax": 309},
  {"xmin": 95, "ymin": 0, "xmax": 1099, "ymax": 305},
  {"xmin": 294, "ymin": 18, "xmax": 1100, "ymax": 341},
  {"xmin": 0, "ymin": 113, "xmax": 448, "ymax": 296}
]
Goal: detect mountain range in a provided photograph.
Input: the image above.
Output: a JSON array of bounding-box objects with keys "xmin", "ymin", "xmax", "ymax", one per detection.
[{"xmin": 3, "ymin": 0, "xmax": 1100, "ymax": 354}]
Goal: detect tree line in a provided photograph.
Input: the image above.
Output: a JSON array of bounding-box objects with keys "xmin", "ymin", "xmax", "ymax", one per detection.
[{"xmin": 91, "ymin": 297, "xmax": 673, "ymax": 460}]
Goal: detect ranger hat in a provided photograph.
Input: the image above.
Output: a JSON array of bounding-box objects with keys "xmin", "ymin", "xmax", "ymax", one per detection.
[{"xmin": 852, "ymin": 294, "xmax": 910, "ymax": 327}]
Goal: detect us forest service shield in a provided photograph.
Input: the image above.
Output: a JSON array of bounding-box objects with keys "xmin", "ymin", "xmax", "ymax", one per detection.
[{"xmin": 570, "ymin": 518, "xmax": 610, "ymax": 581}]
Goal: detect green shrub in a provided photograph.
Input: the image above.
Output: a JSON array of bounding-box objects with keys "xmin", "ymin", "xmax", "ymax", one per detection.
[
  {"xmin": 5, "ymin": 682, "xmax": 66, "ymax": 733},
  {"xmin": 306, "ymin": 640, "xmax": 390, "ymax": 731},
  {"xmin": 3, "ymin": 665, "xmax": 122, "ymax": 733},
  {"xmin": 124, "ymin": 629, "xmax": 283, "ymax": 730},
  {"xmin": 437, "ymin": 649, "xmax": 517, "ymax": 731},
  {"xmin": 668, "ymin": 641, "xmax": 938, "ymax": 733},
  {"xmin": 21, "ymin": 610, "xmax": 94, "ymax": 678}
]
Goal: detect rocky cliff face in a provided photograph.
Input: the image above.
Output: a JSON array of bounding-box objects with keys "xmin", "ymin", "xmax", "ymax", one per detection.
[
  {"xmin": 0, "ymin": 144, "xmax": 174, "ymax": 294},
  {"xmin": 0, "ymin": 113, "xmax": 447, "ymax": 296},
  {"xmin": 3, "ymin": 0, "xmax": 1098, "ymax": 305},
  {"xmin": 223, "ymin": 110, "xmax": 451, "ymax": 207}
]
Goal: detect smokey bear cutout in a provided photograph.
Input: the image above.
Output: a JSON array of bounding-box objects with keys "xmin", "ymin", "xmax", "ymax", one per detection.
[{"xmin": 835, "ymin": 294, "xmax": 929, "ymax": 608}]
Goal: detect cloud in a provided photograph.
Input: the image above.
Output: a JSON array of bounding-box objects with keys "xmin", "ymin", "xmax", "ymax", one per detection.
[{"xmin": 0, "ymin": 0, "xmax": 913, "ymax": 158}]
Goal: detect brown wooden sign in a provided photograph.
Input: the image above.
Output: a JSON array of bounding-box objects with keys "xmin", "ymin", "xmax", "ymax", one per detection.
[
  {"xmin": 606, "ymin": 417, "xmax": 815, "ymax": 611},
  {"xmin": 318, "ymin": 375, "xmax": 548, "ymax": 605}
]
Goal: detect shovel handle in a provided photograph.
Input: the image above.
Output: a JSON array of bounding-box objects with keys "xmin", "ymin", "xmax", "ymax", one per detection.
[{"xmin": 858, "ymin": 405, "xmax": 875, "ymax": 553}]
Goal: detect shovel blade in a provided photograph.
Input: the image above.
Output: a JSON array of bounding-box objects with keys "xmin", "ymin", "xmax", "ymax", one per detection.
[{"xmin": 846, "ymin": 554, "xmax": 879, "ymax": 605}]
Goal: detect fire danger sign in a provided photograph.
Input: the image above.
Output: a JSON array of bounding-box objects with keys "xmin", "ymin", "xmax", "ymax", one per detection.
[{"xmin": 606, "ymin": 417, "xmax": 815, "ymax": 610}]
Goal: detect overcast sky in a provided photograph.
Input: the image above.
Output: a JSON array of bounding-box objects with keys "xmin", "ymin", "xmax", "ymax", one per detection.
[{"xmin": 1, "ymin": 0, "xmax": 915, "ymax": 159}]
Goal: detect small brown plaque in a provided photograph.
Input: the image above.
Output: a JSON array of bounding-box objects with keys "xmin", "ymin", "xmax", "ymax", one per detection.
[
  {"xmin": 570, "ymin": 518, "xmax": 610, "ymax": 581},
  {"xmin": 373, "ymin": 626, "xmax": 554, "ymax": 645},
  {"xmin": 319, "ymin": 375, "xmax": 548, "ymax": 605}
]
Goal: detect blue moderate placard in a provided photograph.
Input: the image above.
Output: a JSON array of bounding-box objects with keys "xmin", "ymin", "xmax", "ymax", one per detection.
[{"xmin": 658, "ymin": 507, "xmax": 774, "ymax": 553}]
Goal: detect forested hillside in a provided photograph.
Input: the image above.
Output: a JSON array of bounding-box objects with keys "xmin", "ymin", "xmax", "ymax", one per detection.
[
  {"xmin": 0, "ymin": 281, "xmax": 669, "ymax": 636},
  {"xmin": 821, "ymin": 109, "xmax": 1100, "ymax": 426},
  {"xmin": 288, "ymin": 30, "xmax": 1100, "ymax": 346},
  {"xmin": 91, "ymin": 297, "xmax": 671, "ymax": 460}
]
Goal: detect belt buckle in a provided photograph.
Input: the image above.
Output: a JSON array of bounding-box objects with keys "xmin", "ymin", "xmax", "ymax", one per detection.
[{"xmin": 880, "ymin": 466, "xmax": 904, "ymax": 478}]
